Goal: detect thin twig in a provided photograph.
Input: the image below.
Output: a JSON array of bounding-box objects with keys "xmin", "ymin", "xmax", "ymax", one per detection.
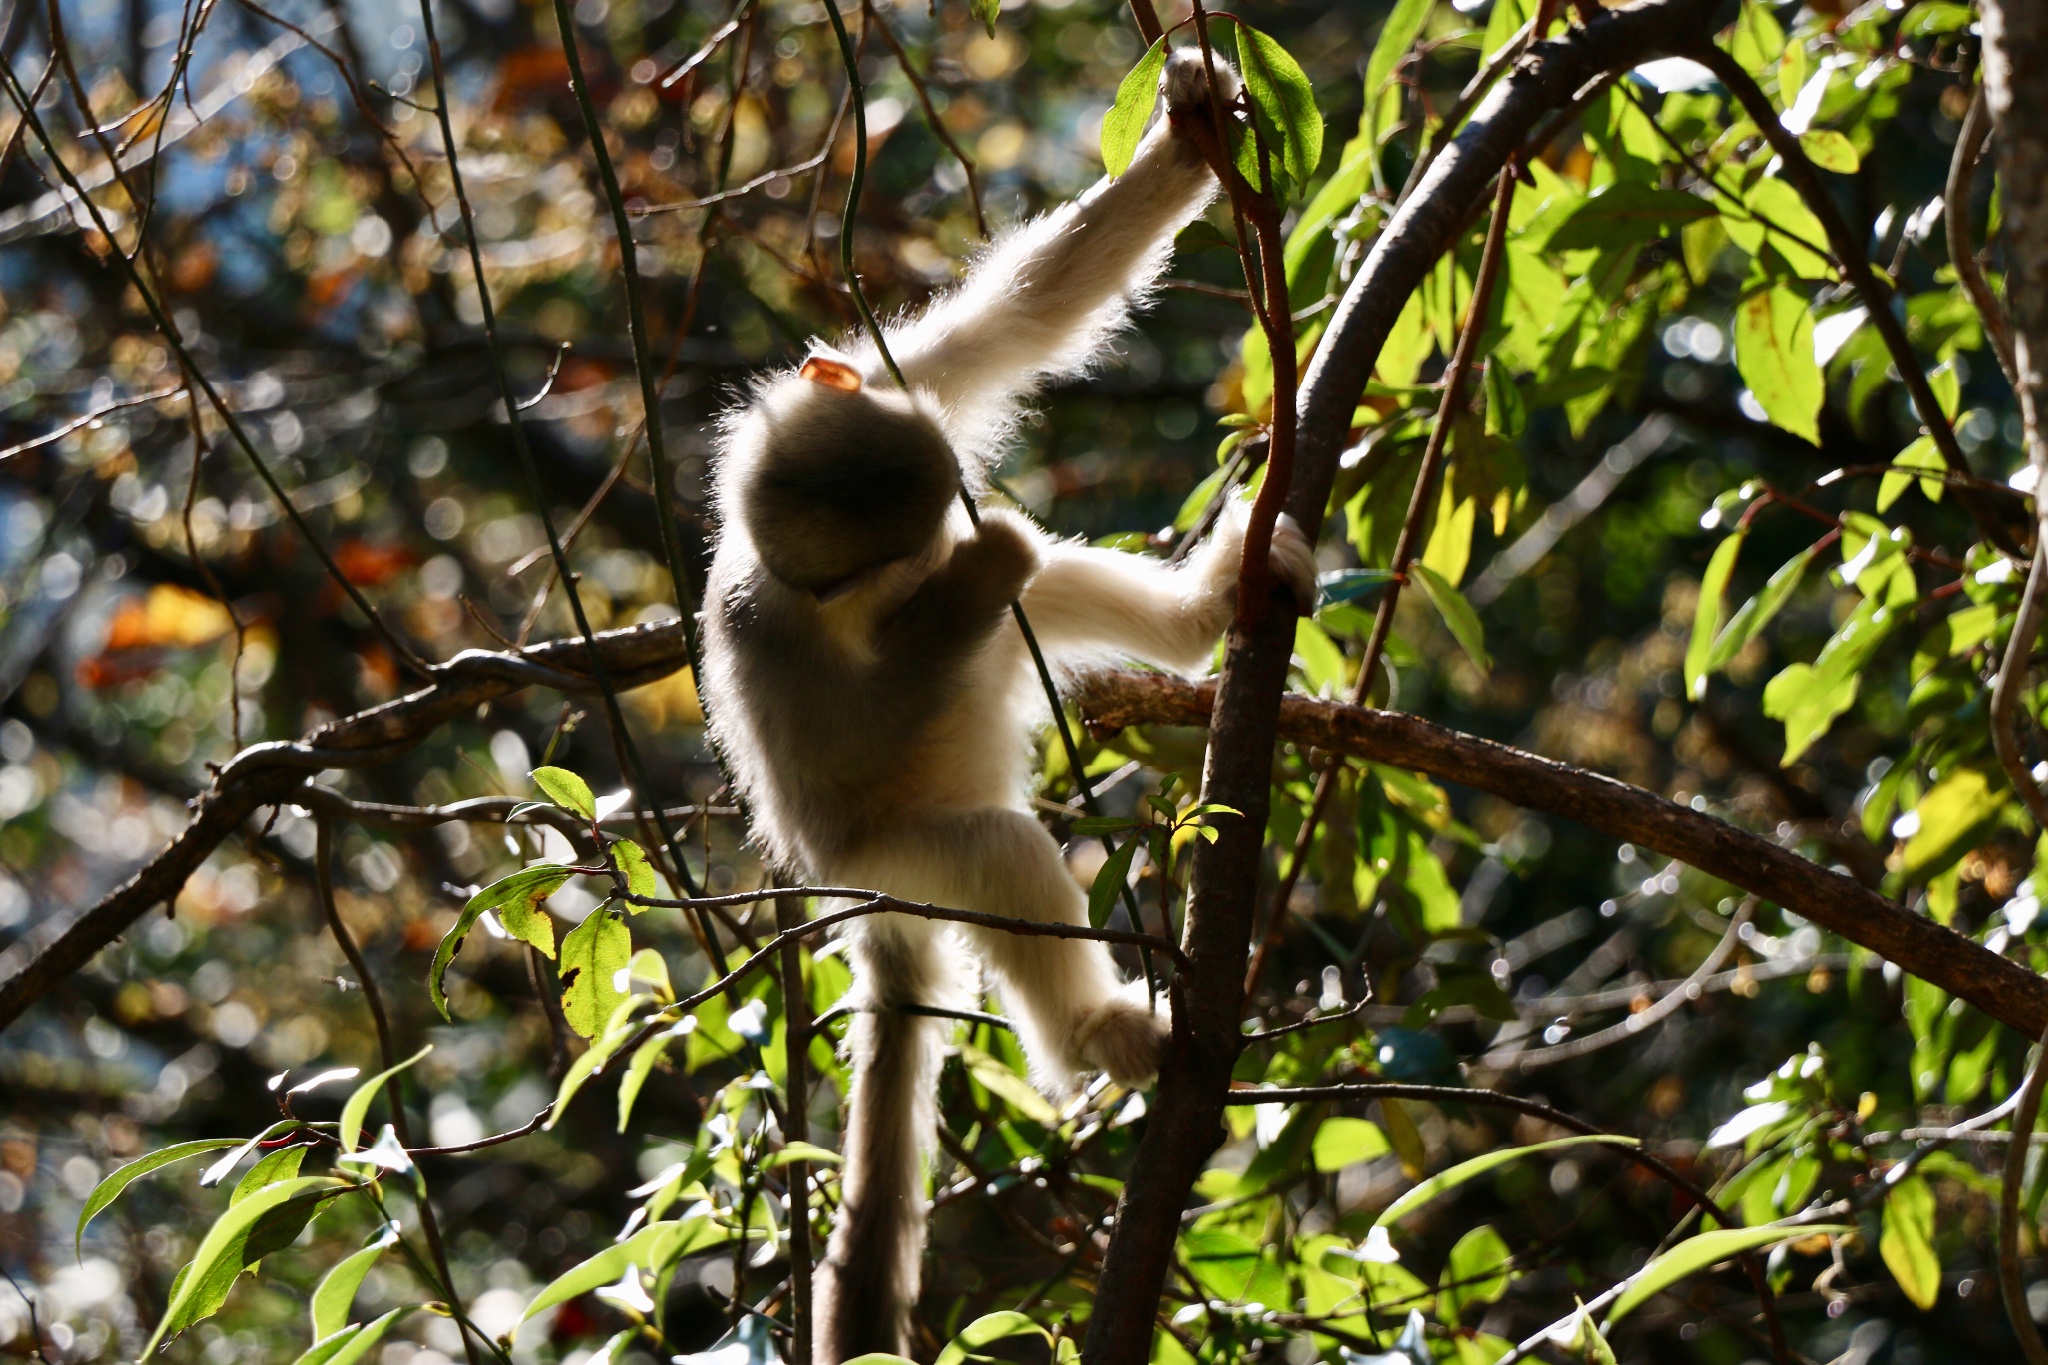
[
  {"xmin": 1947, "ymin": 81, "xmax": 2019, "ymax": 390},
  {"xmin": 1993, "ymin": 543, "xmax": 2048, "ymax": 832},
  {"xmin": 316, "ymin": 816, "xmax": 486, "ymax": 1365},
  {"xmin": 776, "ymin": 891, "xmax": 813, "ymax": 1365},
  {"xmin": 0, "ymin": 383, "xmax": 183, "ymax": 464},
  {"xmin": 2000, "ymin": 1027, "xmax": 2048, "ymax": 1365},
  {"xmin": 864, "ymin": 0, "xmax": 986, "ymax": 238}
]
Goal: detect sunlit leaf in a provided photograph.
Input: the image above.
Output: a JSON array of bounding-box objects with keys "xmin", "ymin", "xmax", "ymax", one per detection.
[
  {"xmin": 935, "ymin": 1311, "xmax": 1051, "ymax": 1365},
  {"xmin": 1101, "ymin": 39, "xmax": 1166, "ymax": 178},
  {"xmin": 1735, "ymin": 284, "xmax": 1822, "ymax": 443},
  {"xmin": 310, "ymin": 1224, "xmax": 400, "ymax": 1341},
  {"xmin": 1236, "ymin": 24, "xmax": 1322, "ymax": 189},
  {"xmin": 1374, "ymin": 1135, "xmax": 1635, "ymax": 1228},
  {"xmin": 432, "ymin": 866, "xmax": 572, "ymax": 1017},
  {"xmin": 1686, "ymin": 530, "xmax": 1745, "ymax": 701},
  {"xmin": 1881, "ymin": 1175, "xmax": 1941, "ymax": 1310},
  {"xmin": 559, "ymin": 910, "xmax": 633, "ymax": 1039},
  {"xmin": 530, "ymin": 765, "xmax": 596, "ymax": 818},
  {"xmin": 1607, "ymin": 1225, "xmax": 1847, "ymax": 1323},
  {"xmin": 339, "ymin": 1045, "xmax": 431, "ymax": 1154},
  {"xmin": 146, "ymin": 1177, "xmax": 346, "ymax": 1354},
  {"xmin": 77, "ymin": 1139, "xmax": 241, "ymax": 1253}
]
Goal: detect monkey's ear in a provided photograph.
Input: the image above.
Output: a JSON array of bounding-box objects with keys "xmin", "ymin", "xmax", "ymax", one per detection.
[{"xmin": 799, "ymin": 352, "xmax": 863, "ymax": 393}]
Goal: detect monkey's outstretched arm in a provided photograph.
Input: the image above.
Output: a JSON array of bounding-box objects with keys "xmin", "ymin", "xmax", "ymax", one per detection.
[{"xmin": 879, "ymin": 53, "xmax": 1231, "ymax": 431}]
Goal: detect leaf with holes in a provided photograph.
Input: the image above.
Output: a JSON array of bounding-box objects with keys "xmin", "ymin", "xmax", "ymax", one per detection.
[
  {"xmin": 559, "ymin": 910, "xmax": 632, "ymax": 1040},
  {"xmin": 430, "ymin": 866, "xmax": 570, "ymax": 1017}
]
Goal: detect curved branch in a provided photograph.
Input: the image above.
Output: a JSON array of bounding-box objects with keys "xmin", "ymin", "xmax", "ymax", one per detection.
[
  {"xmin": 1949, "ymin": 82, "xmax": 2021, "ymax": 390},
  {"xmin": 1071, "ymin": 668, "xmax": 2048, "ymax": 1039}
]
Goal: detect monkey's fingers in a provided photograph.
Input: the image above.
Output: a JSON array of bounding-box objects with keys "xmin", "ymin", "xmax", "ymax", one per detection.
[{"xmin": 1161, "ymin": 47, "xmax": 1241, "ymax": 125}]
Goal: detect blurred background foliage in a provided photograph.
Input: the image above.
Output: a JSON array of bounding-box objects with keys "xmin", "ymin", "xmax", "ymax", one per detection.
[{"xmin": 1, "ymin": 0, "xmax": 2046, "ymax": 1361}]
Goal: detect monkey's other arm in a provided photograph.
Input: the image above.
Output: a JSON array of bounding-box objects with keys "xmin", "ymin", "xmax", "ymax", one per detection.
[
  {"xmin": 1021, "ymin": 505, "xmax": 1318, "ymax": 669},
  {"xmin": 883, "ymin": 51, "xmax": 1236, "ymax": 425}
]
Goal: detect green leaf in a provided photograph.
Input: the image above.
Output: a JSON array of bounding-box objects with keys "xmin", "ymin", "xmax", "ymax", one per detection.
[
  {"xmin": 1800, "ymin": 129, "xmax": 1859, "ymax": 174},
  {"xmin": 1374, "ymin": 1135, "xmax": 1634, "ymax": 1229},
  {"xmin": 310, "ymin": 1225, "xmax": 399, "ymax": 1341},
  {"xmin": 1881, "ymin": 1175, "xmax": 1941, "ymax": 1310},
  {"xmin": 291, "ymin": 1307, "xmax": 416, "ymax": 1365},
  {"xmin": 1439, "ymin": 1224, "xmax": 1513, "ymax": 1324},
  {"xmin": 618, "ymin": 1028, "xmax": 679, "ymax": 1132},
  {"xmin": 339, "ymin": 1045, "xmax": 431, "ymax": 1154},
  {"xmin": 1763, "ymin": 596, "xmax": 1900, "ymax": 764},
  {"xmin": 1606, "ymin": 1225, "xmax": 1847, "ymax": 1324},
  {"xmin": 530, "ymin": 765, "xmax": 596, "ymax": 818},
  {"xmin": 1542, "ymin": 183, "xmax": 1714, "ymax": 251},
  {"xmin": 935, "ymin": 1311, "xmax": 1051, "ymax": 1365},
  {"xmin": 1707, "ymin": 544, "xmax": 1817, "ymax": 671},
  {"xmin": 761, "ymin": 1141, "xmax": 844, "ymax": 1169},
  {"xmin": 1735, "ymin": 284, "xmax": 1822, "ymax": 443},
  {"xmin": 1877, "ymin": 436, "xmax": 1946, "ymax": 512},
  {"xmin": 1727, "ymin": 178, "xmax": 1833, "ymax": 277},
  {"xmin": 1902, "ymin": 769, "xmax": 2009, "ymax": 878},
  {"xmin": 1686, "ymin": 531, "xmax": 1746, "ymax": 701},
  {"xmin": 968, "ymin": 0, "xmax": 997, "ymax": 37},
  {"xmin": 230, "ymin": 1143, "xmax": 308, "ymax": 1205},
  {"xmin": 548, "ymin": 997, "xmax": 646, "ymax": 1127},
  {"xmin": 612, "ymin": 838, "xmax": 658, "ymax": 900},
  {"xmin": 1236, "ymin": 24, "xmax": 1322, "ymax": 189},
  {"xmin": 1411, "ymin": 563, "xmax": 1491, "ymax": 673},
  {"xmin": 1088, "ymin": 837, "xmax": 1141, "ymax": 931},
  {"xmin": 145, "ymin": 1177, "xmax": 345, "ymax": 1354},
  {"xmin": 960, "ymin": 1041, "xmax": 1060, "ymax": 1125},
  {"xmin": 431, "ymin": 866, "xmax": 572, "ymax": 1017},
  {"xmin": 77, "ymin": 1139, "xmax": 241, "ymax": 1253},
  {"xmin": 559, "ymin": 910, "xmax": 633, "ymax": 1039},
  {"xmin": 1363, "ymin": 0, "xmax": 1431, "ymax": 143},
  {"xmin": 1100, "ymin": 39, "xmax": 1166, "ymax": 178},
  {"xmin": 1312, "ymin": 1117, "xmax": 1390, "ymax": 1173},
  {"xmin": 519, "ymin": 1218, "xmax": 727, "ymax": 1326}
]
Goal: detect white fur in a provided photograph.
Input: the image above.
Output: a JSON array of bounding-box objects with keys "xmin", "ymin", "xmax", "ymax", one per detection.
[{"xmin": 696, "ymin": 51, "xmax": 1312, "ymax": 1364}]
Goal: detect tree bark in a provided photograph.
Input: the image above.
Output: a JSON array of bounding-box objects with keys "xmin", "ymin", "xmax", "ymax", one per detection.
[{"xmin": 1079, "ymin": 2, "xmax": 1723, "ymax": 1359}]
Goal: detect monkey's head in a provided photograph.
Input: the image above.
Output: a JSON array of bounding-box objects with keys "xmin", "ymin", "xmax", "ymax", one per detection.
[{"xmin": 731, "ymin": 349, "xmax": 960, "ymax": 594}]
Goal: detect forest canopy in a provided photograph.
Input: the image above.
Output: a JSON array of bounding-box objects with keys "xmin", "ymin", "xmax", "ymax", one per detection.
[{"xmin": 3, "ymin": 0, "xmax": 2048, "ymax": 1362}]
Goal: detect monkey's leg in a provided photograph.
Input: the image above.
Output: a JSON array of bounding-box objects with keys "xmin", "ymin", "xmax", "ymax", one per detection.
[
  {"xmin": 838, "ymin": 810, "xmax": 1164, "ymax": 1092},
  {"xmin": 814, "ymin": 916, "xmax": 960, "ymax": 1365}
]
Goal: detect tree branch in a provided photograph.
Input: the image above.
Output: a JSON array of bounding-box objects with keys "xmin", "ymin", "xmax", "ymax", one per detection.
[
  {"xmin": 1070, "ymin": 668, "xmax": 2048, "ymax": 1039},
  {"xmin": 1081, "ymin": 3, "xmax": 1726, "ymax": 1360}
]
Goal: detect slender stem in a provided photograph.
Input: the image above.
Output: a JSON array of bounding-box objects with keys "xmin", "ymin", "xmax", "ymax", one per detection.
[
  {"xmin": 1993, "ymin": 543, "xmax": 2048, "ymax": 832},
  {"xmin": 1947, "ymin": 81, "xmax": 2020, "ymax": 390},
  {"xmin": 410, "ymin": 0, "xmax": 720, "ymax": 972},
  {"xmin": 775, "ymin": 893, "xmax": 812, "ymax": 1365},
  {"xmin": 1247, "ymin": 165, "xmax": 1517, "ymax": 995},
  {"xmin": 316, "ymin": 817, "xmax": 485, "ymax": 1365},
  {"xmin": 1999, "ymin": 1027, "xmax": 2048, "ymax": 1365}
]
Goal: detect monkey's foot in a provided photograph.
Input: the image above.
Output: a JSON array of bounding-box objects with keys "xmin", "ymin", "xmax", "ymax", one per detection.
[{"xmin": 1074, "ymin": 990, "xmax": 1170, "ymax": 1089}]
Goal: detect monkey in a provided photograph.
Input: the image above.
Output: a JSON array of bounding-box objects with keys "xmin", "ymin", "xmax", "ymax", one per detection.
[{"xmin": 696, "ymin": 49, "xmax": 1317, "ymax": 1364}]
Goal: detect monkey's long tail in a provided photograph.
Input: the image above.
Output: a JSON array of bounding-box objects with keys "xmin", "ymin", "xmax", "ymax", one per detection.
[{"xmin": 815, "ymin": 1002, "xmax": 943, "ymax": 1365}]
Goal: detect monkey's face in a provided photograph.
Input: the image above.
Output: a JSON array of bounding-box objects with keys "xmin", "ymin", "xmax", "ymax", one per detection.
[{"xmin": 740, "ymin": 371, "xmax": 960, "ymax": 595}]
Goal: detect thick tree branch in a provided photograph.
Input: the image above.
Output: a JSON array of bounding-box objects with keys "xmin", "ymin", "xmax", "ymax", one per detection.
[
  {"xmin": 1081, "ymin": 3, "xmax": 1726, "ymax": 1361},
  {"xmin": 1072, "ymin": 669, "xmax": 2048, "ymax": 1038}
]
